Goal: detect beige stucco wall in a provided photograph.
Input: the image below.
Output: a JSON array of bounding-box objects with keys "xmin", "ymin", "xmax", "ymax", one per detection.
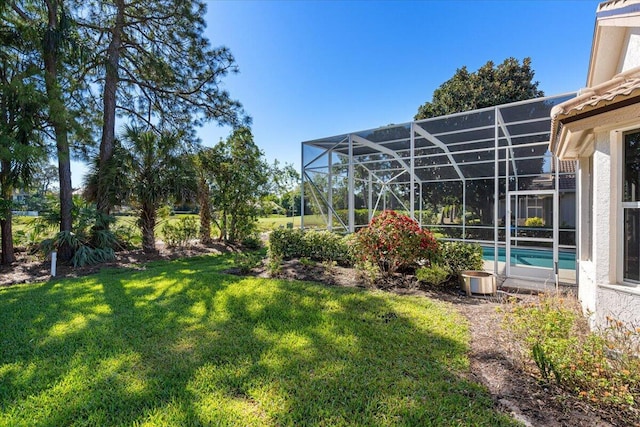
[
  {"xmin": 593, "ymin": 131, "xmax": 614, "ymax": 287},
  {"xmin": 576, "ymin": 156, "xmax": 597, "ymax": 321},
  {"xmin": 579, "ymin": 127, "xmax": 640, "ymax": 328},
  {"xmin": 563, "ymin": 6, "xmax": 640, "ymax": 329},
  {"xmin": 596, "ymin": 285, "xmax": 640, "ymax": 327}
]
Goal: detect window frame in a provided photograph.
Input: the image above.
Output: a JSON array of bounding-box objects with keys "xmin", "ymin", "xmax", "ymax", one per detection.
[{"xmin": 620, "ymin": 128, "xmax": 640, "ymax": 285}]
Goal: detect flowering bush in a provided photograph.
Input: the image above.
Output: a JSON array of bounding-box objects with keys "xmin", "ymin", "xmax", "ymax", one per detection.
[
  {"xmin": 524, "ymin": 216, "xmax": 545, "ymax": 227},
  {"xmin": 354, "ymin": 210, "xmax": 439, "ymax": 274}
]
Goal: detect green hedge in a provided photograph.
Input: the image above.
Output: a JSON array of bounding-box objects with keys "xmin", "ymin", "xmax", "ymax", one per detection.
[
  {"xmin": 437, "ymin": 241, "xmax": 484, "ymax": 274},
  {"xmin": 268, "ymin": 229, "xmax": 354, "ymax": 266},
  {"xmin": 335, "ymin": 209, "xmax": 370, "ymax": 226}
]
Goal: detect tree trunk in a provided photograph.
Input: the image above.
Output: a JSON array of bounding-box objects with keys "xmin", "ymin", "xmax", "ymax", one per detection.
[
  {"xmin": 43, "ymin": 1, "xmax": 73, "ymax": 262},
  {"xmin": 0, "ymin": 169, "xmax": 15, "ymax": 265},
  {"xmin": 229, "ymin": 213, "xmax": 236, "ymax": 242},
  {"xmin": 197, "ymin": 175, "xmax": 212, "ymax": 244},
  {"xmin": 0, "ymin": 216, "xmax": 14, "ymax": 265},
  {"xmin": 220, "ymin": 209, "xmax": 227, "ymax": 241},
  {"xmin": 97, "ymin": 0, "xmax": 125, "ymax": 219},
  {"xmin": 141, "ymin": 202, "xmax": 157, "ymax": 253}
]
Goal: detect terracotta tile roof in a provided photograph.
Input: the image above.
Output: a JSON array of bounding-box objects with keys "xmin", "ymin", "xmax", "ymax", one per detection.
[
  {"xmin": 550, "ymin": 160, "xmax": 576, "ymax": 191},
  {"xmin": 558, "ymin": 159, "xmax": 576, "ymax": 191},
  {"xmin": 597, "ymin": 0, "xmax": 640, "ymax": 18},
  {"xmin": 558, "ymin": 160, "xmax": 576, "ymax": 174},
  {"xmin": 550, "ymin": 66, "xmax": 640, "ymax": 150}
]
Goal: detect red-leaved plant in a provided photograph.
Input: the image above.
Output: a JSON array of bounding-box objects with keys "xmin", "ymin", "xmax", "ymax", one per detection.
[{"xmin": 354, "ymin": 210, "xmax": 439, "ymax": 274}]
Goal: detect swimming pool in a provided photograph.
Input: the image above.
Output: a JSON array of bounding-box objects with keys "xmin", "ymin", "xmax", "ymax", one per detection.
[{"xmin": 482, "ymin": 246, "xmax": 576, "ymax": 270}]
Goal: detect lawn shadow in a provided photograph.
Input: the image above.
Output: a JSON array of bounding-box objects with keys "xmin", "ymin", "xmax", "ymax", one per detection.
[{"xmin": 0, "ymin": 254, "xmax": 518, "ymax": 426}]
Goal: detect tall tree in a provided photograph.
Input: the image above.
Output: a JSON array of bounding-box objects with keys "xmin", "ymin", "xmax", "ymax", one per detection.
[
  {"xmin": 415, "ymin": 57, "xmax": 544, "ymax": 120},
  {"xmin": 414, "ymin": 57, "xmax": 545, "ymax": 235},
  {"xmin": 208, "ymin": 128, "xmax": 268, "ymax": 242},
  {"xmin": 0, "ymin": 12, "xmax": 47, "ymax": 264},
  {"xmin": 41, "ymin": 0, "xmax": 74, "ymax": 261},
  {"xmin": 9, "ymin": 1, "xmax": 96, "ymax": 261},
  {"xmin": 76, "ymin": 0, "xmax": 249, "ymax": 218}
]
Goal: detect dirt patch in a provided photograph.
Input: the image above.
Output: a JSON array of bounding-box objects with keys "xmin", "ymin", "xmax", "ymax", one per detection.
[
  {"xmin": 0, "ymin": 251, "xmax": 629, "ymax": 426},
  {"xmin": 0, "ymin": 242, "xmax": 235, "ymax": 287}
]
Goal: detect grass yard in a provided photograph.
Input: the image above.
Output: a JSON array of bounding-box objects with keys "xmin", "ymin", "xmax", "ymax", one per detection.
[
  {"xmin": 0, "ymin": 254, "xmax": 518, "ymax": 426},
  {"xmin": 256, "ymin": 214, "xmax": 326, "ymax": 231}
]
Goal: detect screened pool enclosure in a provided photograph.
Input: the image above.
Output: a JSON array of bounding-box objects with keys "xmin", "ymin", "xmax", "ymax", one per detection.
[{"xmin": 301, "ymin": 93, "xmax": 578, "ymax": 284}]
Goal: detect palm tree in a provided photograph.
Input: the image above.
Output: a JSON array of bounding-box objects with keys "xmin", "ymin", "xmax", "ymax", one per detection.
[{"xmin": 121, "ymin": 126, "xmax": 191, "ymax": 253}]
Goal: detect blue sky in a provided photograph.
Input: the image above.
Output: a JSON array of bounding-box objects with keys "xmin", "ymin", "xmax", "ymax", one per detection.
[{"xmin": 71, "ymin": 0, "xmax": 602, "ymax": 186}]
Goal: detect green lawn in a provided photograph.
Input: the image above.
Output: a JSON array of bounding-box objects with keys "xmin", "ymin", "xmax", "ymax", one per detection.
[
  {"xmin": 0, "ymin": 254, "xmax": 518, "ymax": 426},
  {"xmin": 256, "ymin": 214, "xmax": 325, "ymax": 231},
  {"xmin": 110, "ymin": 213, "xmax": 324, "ymax": 234}
]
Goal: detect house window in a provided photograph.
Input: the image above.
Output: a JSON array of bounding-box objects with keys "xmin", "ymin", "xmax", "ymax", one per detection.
[
  {"xmin": 623, "ymin": 130, "xmax": 640, "ymax": 283},
  {"xmin": 526, "ymin": 197, "xmax": 544, "ymax": 222}
]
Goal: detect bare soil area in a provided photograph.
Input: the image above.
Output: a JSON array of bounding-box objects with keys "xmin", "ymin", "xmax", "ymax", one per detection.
[
  {"xmin": 0, "ymin": 242, "xmax": 235, "ymax": 287},
  {"xmin": 0, "ymin": 250, "xmax": 630, "ymax": 426}
]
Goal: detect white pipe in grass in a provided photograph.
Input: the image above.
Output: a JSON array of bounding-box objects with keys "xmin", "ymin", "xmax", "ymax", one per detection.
[{"xmin": 51, "ymin": 251, "xmax": 57, "ymax": 277}]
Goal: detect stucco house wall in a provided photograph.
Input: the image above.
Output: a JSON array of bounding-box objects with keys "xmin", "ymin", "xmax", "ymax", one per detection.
[
  {"xmin": 591, "ymin": 126, "xmax": 640, "ymax": 327},
  {"xmin": 550, "ymin": 0, "xmax": 640, "ymax": 328}
]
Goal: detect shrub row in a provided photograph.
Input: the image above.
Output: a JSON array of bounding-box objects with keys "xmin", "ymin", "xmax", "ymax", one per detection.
[
  {"xmin": 334, "ymin": 209, "xmax": 372, "ymax": 226},
  {"xmin": 269, "ymin": 211, "xmax": 485, "ymax": 288},
  {"xmin": 268, "ymin": 228, "xmax": 353, "ymax": 266}
]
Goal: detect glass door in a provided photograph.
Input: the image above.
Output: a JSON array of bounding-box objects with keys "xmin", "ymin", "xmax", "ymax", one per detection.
[{"xmin": 506, "ymin": 190, "xmax": 558, "ymax": 283}]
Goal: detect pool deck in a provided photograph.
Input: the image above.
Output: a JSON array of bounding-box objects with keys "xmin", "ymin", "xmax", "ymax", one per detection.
[
  {"xmin": 483, "ymin": 259, "xmax": 577, "ymax": 292},
  {"xmin": 498, "ymin": 277, "xmax": 578, "ymax": 294}
]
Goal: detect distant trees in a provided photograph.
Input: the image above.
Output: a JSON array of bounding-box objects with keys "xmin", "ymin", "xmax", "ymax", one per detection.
[
  {"xmin": 415, "ymin": 57, "xmax": 544, "ymax": 120},
  {"xmin": 194, "ymin": 148, "xmax": 215, "ymax": 245},
  {"xmin": 263, "ymin": 160, "xmax": 300, "ymax": 216},
  {"xmin": 31, "ymin": 164, "xmax": 59, "ymax": 196}
]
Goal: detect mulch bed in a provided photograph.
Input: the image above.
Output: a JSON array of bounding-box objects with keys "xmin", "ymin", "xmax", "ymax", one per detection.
[{"xmin": 0, "ymin": 249, "xmax": 631, "ymax": 426}]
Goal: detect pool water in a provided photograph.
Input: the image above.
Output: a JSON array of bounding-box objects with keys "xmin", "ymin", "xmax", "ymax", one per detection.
[{"xmin": 482, "ymin": 246, "xmax": 576, "ymax": 270}]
